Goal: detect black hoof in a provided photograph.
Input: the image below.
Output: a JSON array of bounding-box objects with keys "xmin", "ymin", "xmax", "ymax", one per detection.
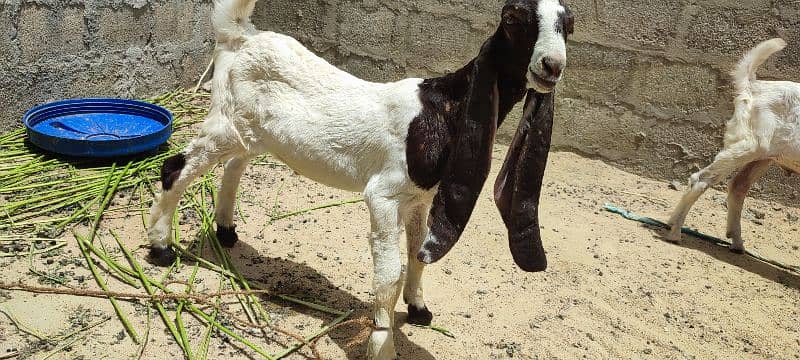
[
  {"xmin": 407, "ymin": 304, "xmax": 433, "ymax": 326},
  {"xmin": 148, "ymin": 246, "xmax": 177, "ymax": 267},
  {"xmin": 730, "ymin": 247, "xmax": 745, "ymax": 254},
  {"xmin": 216, "ymin": 225, "xmax": 238, "ymax": 248}
]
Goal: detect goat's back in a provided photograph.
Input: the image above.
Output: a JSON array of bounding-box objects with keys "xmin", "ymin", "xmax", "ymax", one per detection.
[{"xmin": 217, "ymin": 31, "xmax": 427, "ymax": 192}]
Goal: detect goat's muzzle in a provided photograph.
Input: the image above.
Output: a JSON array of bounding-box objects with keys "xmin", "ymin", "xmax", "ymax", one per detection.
[{"xmin": 528, "ymin": 55, "xmax": 564, "ymax": 93}]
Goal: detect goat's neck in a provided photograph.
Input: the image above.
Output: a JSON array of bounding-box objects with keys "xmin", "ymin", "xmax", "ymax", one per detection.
[
  {"xmin": 406, "ymin": 28, "xmax": 531, "ymax": 190},
  {"xmin": 422, "ymin": 28, "xmax": 529, "ymax": 127}
]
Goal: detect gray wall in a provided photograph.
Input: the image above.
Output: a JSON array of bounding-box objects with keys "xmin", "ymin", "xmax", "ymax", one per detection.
[
  {"xmin": 250, "ymin": 0, "xmax": 800, "ymax": 201},
  {"xmin": 2, "ymin": 0, "xmax": 799, "ymax": 200},
  {"xmin": 0, "ymin": 0, "xmax": 214, "ymax": 133}
]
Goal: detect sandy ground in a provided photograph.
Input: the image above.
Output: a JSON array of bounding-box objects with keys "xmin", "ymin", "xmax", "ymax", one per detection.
[{"xmin": 1, "ymin": 148, "xmax": 799, "ymax": 359}]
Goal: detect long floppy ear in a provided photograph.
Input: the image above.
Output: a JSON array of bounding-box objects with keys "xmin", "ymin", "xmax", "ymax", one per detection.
[
  {"xmin": 416, "ymin": 44, "xmax": 500, "ymax": 264},
  {"xmin": 494, "ymin": 90, "xmax": 554, "ymax": 272}
]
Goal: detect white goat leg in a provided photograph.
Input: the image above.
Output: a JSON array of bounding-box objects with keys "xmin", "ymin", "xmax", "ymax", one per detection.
[
  {"xmin": 214, "ymin": 155, "xmax": 254, "ymax": 247},
  {"xmin": 726, "ymin": 159, "xmax": 772, "ymax": 253},
  {"xmin": 402, "ymin": 204, "xmax": 432, "ymax": 325},
  {"xmin": 667, "ymin": 146, "xmax": 760, "ymax": 242},
  {"xmin": 365, "ymin": 181, "xmax": 404, "ymax": 360},
  {"xmin": 148, "ymin": 134, "xmax": 234, "ymax": 264}
]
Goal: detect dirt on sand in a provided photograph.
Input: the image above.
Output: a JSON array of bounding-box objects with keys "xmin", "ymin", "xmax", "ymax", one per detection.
[{"xmin": 1, "ymin": 148, "xmax": 799, "ymax": 359}]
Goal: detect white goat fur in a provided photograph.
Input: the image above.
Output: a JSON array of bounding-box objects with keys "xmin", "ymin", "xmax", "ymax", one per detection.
[
  {"xmin": 667, "ymin": 38, "xmax": 800, "ymax": 252},
  {"xmin": 148, "ymin": 0, "xmax": 569, "ymax": 358}
]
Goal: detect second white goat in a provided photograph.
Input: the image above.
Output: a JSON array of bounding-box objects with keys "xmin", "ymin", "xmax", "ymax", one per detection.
[{"xmin": 668, "ymin": 38, "xmax": 799, "ymax": 253}]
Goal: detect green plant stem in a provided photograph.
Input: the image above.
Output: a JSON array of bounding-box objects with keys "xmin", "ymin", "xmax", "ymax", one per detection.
[
  {"xmin": 75, "ymin": 232, "xmax": 140, "ymax": 344},
  {"xmin": 112, "ymin": 233, "xmax": 186, "ymax": 354},
  {"xmin": 272, "ymin": 310, "xmax": 354, "ymax": 359}
]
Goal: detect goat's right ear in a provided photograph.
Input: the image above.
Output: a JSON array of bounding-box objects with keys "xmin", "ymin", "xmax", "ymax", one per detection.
[
  {"xmin": 417, "ymin": 45, "xmax": 500, "ymax": 265},
  {"xmin": 494, "ymin": 90, "xmax": 554, "ymax": 272}
]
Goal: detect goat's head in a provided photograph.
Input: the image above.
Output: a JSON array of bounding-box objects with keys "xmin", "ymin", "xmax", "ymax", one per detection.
[
  {"xmin": 416, "ymin": 0, "xmax": 573, "ymax": 273},
  {"xmin": 501, "ymin": 0, "xmax": 574, "ymax": 93}
]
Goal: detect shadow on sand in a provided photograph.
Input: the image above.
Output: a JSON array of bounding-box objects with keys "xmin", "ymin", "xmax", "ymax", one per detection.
[
  {"xmin": 192, "ymin": 239, "xmax": 436, "ymax": 360},
  {"xmin": 648, "ymin": 226, "xmax": 800, "ymax": 291}
]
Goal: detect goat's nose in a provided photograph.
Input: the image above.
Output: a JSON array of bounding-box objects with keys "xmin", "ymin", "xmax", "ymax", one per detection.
[{"xmin": 541, "ymin": 57, "xmax": 563, "ymax": 79}]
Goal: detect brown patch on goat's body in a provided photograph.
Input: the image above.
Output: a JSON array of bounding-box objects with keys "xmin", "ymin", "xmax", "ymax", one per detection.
[{"xmin": 161, "ymin": 154, "xmax": 186, "ymax": 191}]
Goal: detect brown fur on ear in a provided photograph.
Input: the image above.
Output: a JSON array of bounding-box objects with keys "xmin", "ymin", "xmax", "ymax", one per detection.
[
  {"xmin": 417, "ymin": 41, "xmax": 500, "ymax": 264},
  {"xmin": 494, "ymin": 90, "xmax": 554, "ymax": 272}
]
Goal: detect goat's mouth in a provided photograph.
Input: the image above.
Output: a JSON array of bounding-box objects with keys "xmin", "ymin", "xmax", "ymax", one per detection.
[{"xmin": 527, "ymin": 72, "xmax": 557, "ymax": 93}]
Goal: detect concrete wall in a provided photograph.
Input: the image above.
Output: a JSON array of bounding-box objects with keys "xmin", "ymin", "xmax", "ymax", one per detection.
[
  {"xmin": 556, "ymin": 0, "xmax": 800, "ymax": 201},
  {"xmin": 0, "ymin": 0, "xmax": 215, "ymax": 133},
  {"xmin": 2, "ymin": 0, "xmax": 799, "ymax": 200},
  {"xmin": 249, "ymin": 0, "xmax": 800, "ymax": 201}
]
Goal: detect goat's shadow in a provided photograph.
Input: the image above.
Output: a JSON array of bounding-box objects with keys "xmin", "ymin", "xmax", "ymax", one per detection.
[
  {"xmin": 197, "ymin": 239, "xmax": 437, "ymax": 360},
  {"xmin": 648, "ymin": 226, "xmax": 800, "ymax": 291}
]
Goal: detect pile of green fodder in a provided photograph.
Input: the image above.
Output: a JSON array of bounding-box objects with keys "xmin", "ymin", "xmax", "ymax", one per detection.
[
  {"xmin": 0, "ymin": 89, "xmax": 358, "ymax": 360},
  {"xmin": 0, "ymin": 90, "xmax": 209, "ymax": 237}
]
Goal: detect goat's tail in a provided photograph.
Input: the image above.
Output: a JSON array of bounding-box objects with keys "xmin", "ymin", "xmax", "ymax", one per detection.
[
  {"xmin": 724, "ymin": 38, "xmax": 786, "ymax": 148},
  {"xmin": 212, "ymin": 0, "xmax": 257, "ymax": 44},
  {"xmin": 732, "ymin": 38, "xmax": 786, "ymax": 95}
]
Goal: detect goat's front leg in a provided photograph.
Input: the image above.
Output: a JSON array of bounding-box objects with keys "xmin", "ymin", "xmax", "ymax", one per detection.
[
  {"xmin": 148, "ymin": 136, "xmax": 231, "ymax": 265},
  {"xmin": 365, "ymin": 190, "xmax": 403, "ymax": 360},
  {"xmin": 667, "ymin": 147, "xmax": 758, "ymax": 242},
  {"xmin": 402, "ymin": 204, "xmax": 433, "ymax": 326},
  {"xmin": 726, "ymin": 159, "xmax": 771, "ymax": 253},
  {"xmin": 214, "ymin": 155, "xmax": 254, "ymax": 247}
]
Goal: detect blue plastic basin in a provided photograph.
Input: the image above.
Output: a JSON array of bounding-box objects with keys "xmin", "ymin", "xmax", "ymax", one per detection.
[{"xmin": 23, "ymin": 98, "xmax": 173, "ymax": 158}]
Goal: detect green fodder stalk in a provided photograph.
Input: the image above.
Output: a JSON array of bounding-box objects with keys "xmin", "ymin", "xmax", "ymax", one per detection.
[{"xmin": 0, "ymin": 90, "xmax": 209, "ymax": 235}]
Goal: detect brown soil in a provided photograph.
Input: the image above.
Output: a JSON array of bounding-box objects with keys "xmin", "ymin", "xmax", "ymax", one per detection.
[{"xmin": 1, "ymin": 149, "xmax": 799, "ymax": 359}]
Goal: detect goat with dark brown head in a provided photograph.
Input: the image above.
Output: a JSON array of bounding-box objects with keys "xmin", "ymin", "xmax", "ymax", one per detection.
[
  {"xmin": 412, "ymin": 0, "xmax": 574, "ymax": 271},
  {"xmin": 147, "ymin": 0, "xmax": 573, "ymax": 358}
]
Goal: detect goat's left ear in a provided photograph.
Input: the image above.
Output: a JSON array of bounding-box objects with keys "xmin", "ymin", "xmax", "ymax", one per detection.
[{"xmin": 417, "ymin": 44, "xmax": 500, "ymax": 265}]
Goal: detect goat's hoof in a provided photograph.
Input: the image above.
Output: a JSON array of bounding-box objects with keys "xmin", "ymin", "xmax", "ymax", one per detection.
[
  {"xmin": 148, "ymin": 246, "xmax": 177, "ymax": 267},
  {"xmin": 407, "ymin": 304, "xmax": 433, "ymax": 326},
  {"xmin": 729, "ymin": 247, "xmax": 745, "ymax": 254},
  {"xmin": 216, "ymin": 225, "xmax": 239, "ymax": 248},
  {"xmin": 665, "ymin": 231, "xmax": 681, "ymax": 244}
]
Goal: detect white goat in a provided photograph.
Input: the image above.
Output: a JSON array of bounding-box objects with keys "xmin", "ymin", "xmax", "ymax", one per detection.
[
  {"xmin": 147, "ymin": 0, "xmax": 574, "ymax": 358},
  {"xmin": 668, "ymin": 38, "xmax": 799, "ymax": 253}
]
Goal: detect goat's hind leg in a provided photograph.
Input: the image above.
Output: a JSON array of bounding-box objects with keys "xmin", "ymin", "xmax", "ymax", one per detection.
[
  {"xmin": 148, "ymin": 135, "xmax": 234, "ymax": 265},
  {"xmin": 402, "ymin": 204, "xmax": 433, "ymax": 326},
  {"xmin": 667, "ymin": 147, "xmax": 759, "ymax": 242},
  {"xmin": 726, "ymin": 159, "xmax": 771, "ymax": 253},
  {"xmin": 214, "ymin": 155, "xmax": 255, "ymax": 248}
]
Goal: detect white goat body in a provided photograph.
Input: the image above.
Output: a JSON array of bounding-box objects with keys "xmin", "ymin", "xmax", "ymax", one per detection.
[
  {"xmin": 148, "ymin": 0, "xmax": 574, "ymax": 358},
  {"xmin": 668, "ymin": 38, "xmax": 800, "ymax": 252}
]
